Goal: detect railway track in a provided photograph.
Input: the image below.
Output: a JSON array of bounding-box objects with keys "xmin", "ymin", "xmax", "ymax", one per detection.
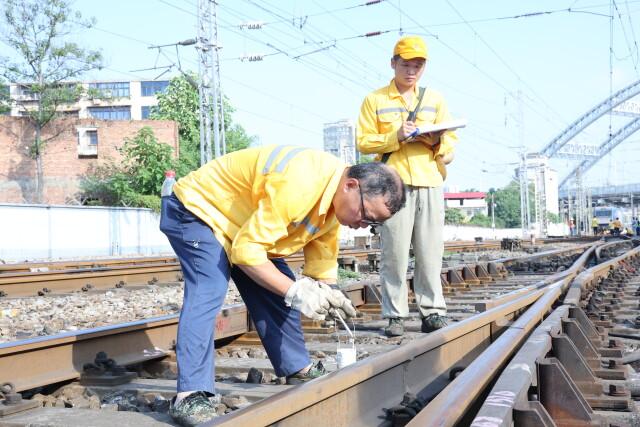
[
  {"xmin": 207, "ymin": 239, "xmax": 640, "ymax": 427},
  {"xmin": 0, "ymin": 237, "xmax": 591, "ymax": 298},
  {"xmin": 0, "ymin": 238, "xmax": 627, "ymax": 426}
]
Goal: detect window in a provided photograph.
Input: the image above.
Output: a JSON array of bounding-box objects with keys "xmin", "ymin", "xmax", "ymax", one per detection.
[
  {"xmin": 141, "ymin": 106, "xmax": 151, "ymax": 119},
  {"xmin": 141, "ymin": 80, "xmax": 169, "ymax": 97},
  {"xmin": 88, "ymin": 106, "xmax": 131, "ymax": 120},
  {"xmin": 87, "ymin": 130, "xmax": 98, "ymax": 145},
  {"xmin": 89, "ymin": 82, "xmax": 130, "ymax": 98},
  {"xmin": 77, "ymin": 127, "xmax": 98, "ymax": 158}
]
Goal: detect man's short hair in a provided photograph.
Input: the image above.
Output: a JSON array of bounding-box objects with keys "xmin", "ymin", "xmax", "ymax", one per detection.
[{"xmin": 347, "ymin": 162, "xmax": 406, "ymax": 215}]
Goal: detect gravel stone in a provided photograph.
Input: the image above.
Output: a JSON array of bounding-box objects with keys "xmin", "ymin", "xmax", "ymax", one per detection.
[{"xmin": 0, "ymin": 282, "xmax": 241, "ymax": 343}]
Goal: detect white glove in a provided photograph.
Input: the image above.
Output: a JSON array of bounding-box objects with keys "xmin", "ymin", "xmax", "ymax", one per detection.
[
  {"xmin": 284, "ymin": 277, "xmax": 331, "ymax": 320},
  {"xmin": 318, "ymin": 283, "xmax": 358, "ymax": 320}
]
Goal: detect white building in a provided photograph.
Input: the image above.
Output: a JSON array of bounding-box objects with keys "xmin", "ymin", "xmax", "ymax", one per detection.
[
  {"xmin": 7, "ymin": 80, "xmax": 169, "ymax": 120},
  {"xmin": 525, "ymin": 153, "xmax": 559, "ymax": 216},
  {"xmin": 323, "ymin": 119, "xmax": 358, "ymax": 165},
  {"xmin": 444, "ymin": 191, "xmax": 488, "ymax": 217}
]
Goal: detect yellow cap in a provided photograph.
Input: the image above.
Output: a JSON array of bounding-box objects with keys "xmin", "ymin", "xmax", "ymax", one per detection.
[{"xmin": 393, "ymin": 36, "xmax": 428, "ymax": 60}]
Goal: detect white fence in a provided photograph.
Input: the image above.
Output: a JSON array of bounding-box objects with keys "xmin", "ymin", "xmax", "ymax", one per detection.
[
  {"xmin": 340, "ymin": 222, "xmax": 569, "ymax": 247},
  {"xmin": 0, "ymin": 203, "xmax": 571, "ymax": 263},
  {"xmin": 0, "ymin": 203, "xmax": 172, "ymax": 262}
]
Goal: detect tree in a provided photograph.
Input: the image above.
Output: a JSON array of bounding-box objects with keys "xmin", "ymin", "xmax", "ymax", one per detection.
[
  {"xmin": 151, "ymin": 73, "xmax": 254, "ymax": 175},
  {"xmin": 547, "ymin": 211, "xmax": 561, "ymax": 224},
  {"xmin": 445, "ymin": 208, "xmax": 465, "ymax": 224},
  {"xmin": 468, "ymin": 213, "xmax": 492, "ymax": 227},
  {"xmin": 80, "ymin": 127, "xmax": 175, "ymax": 211},
  {"xmin": 0, "ymin": 0, "xmax": 103, "ymax": 203},
  {"xmin": 0, "ymin": 82, "xmax": 9, "ymax": 114},
  {"xmin": 493, "ymin": 181, "xmax": 521, "ymax": 228},
  {"xmin": 490, "ymin": 181, "xmax": 537, "ymax": 228}
]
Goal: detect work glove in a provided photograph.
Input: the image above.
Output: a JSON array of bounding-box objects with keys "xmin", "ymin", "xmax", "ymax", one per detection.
[
  {"xmin": 318, "ymin": 283, "xmax": 358, "ymax": 320},
  {"xmin": 284, "ymin": 277, "xmax": 332, "ymax": 321}
]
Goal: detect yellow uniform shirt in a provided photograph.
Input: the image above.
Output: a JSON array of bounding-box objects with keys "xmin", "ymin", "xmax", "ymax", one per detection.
[
  {"xmin": 172, "ymin": 146, "xmax": 345, "ymax": 280},
  {"xmin": 591, "ymin": 218, "xmax": 598, "ymax": 228},
  {"xmin": 357, "ymin": 80, "xmax": 458, "ymax": 187}
]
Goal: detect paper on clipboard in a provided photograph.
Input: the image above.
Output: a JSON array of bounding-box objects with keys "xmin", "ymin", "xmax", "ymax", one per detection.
[{"xmin": 409, "ymin": 118, "xmax": 467, "ymax": 138}]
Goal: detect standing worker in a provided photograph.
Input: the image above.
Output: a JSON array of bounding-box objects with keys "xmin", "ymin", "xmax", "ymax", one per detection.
[
  {"xmin": 356, "ymin": 35, "xmax": 458, "ymax": 337},
  {"xmin": 591, "ymin": 216, "xmax": 599, "ymax": 236},
  {"xmin": 160, "ymin": 145, "xmax": 406, "ymax": 426},
  {"xmin": 613, "ymin": 217, "xmax": 623, "ymax": 236}
]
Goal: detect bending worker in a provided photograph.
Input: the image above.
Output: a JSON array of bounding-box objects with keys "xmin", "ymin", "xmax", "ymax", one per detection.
[
  {"xmin": 357, "ymin": 35, "xmax": 458, "ymax": 337},
  {"xmin": 160, "ymin": 145, "xmax": 406, "ymax": 426}
]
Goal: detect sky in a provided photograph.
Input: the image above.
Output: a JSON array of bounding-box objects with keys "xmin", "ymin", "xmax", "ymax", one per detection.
[{"xmin": 3, "ymin": 0, "xmax": 640, "ymax": 192}]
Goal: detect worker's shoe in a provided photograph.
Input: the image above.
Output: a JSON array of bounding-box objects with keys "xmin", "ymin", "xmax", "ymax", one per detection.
[
  {"xmin": 169, "ymin": 391, "xmax": 217, "ymax": 427},
  {"xmin": 421, "ymin": 313, "xmax": 448, "ymax": 333},
  {"xmin": 384, "ymin": 317, "xmax": 404, "ymax": 337},
  {"xmin": 286, "ymin": 361, "xmax": 327, "ymax": 385}
]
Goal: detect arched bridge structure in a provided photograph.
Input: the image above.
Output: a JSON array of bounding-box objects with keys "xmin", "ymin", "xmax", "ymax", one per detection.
[{"xmin": 538, "ymin": 79, "xmax": 640, "ymax": 189}]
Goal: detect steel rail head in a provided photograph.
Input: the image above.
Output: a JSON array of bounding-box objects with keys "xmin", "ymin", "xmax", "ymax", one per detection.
[
  {"xmin": 206, "ymin": 289, "xmax": 552, "ymax": 427},
  {"xmin": 401, "ymin": 243, "xmax": 601, "ymax": 426},
  {"xmin": 408, "ymin": 281, "xmax": 566, "ymax": 427},
  {"xmin": 469, "ymin": 243, "xmax": 639, "ymax": 427}
]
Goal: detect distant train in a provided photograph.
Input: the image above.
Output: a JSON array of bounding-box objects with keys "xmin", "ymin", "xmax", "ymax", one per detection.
[{"xmin": 593, "ymin": 206, "xmax": 625, "ymax": 228}]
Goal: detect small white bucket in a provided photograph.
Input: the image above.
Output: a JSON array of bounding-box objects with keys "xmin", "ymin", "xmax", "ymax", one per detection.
[
  {"xmin": 336, "ymin": 346, "xmax": 357, "ymax": 369},
  {"xmin": 334, "ymin": 310, "xmax": 357, "ymax": 369}
]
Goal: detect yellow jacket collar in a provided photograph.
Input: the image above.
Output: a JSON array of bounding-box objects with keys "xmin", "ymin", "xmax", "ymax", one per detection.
[
  {"xmin": 387, "ymin": 79, "xmax": 419, "ymax": 100},
  {"xmin": 318, "ymin": 165, "xmax": 347, "ymax": 215}
]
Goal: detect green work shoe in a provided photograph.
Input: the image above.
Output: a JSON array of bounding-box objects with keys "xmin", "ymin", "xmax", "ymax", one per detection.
[
  {"xmin": 169, "ymin": 391, "xmax": 217, "ymax": 427},
  {"xmin": 384, "ymin": 317, "xmax": 404, "ymax": 337},
  {"xmin": 421, "ymin": 313, "xmax": 448, "ymax": 333},
  {"xmin": 286, "ymin": 361, "xmax": 327, "ymax": 385}
]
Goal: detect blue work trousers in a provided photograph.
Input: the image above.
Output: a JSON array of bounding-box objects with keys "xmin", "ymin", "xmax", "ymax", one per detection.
[{"xmin": 159, "ymin": 194, "xmax": 310, "ymax": 393}]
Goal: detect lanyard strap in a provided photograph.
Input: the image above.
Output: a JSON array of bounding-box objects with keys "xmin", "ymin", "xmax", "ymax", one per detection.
[{"xmin": 381, "ymin": 87, "xmax": 426, "ymax": 164}]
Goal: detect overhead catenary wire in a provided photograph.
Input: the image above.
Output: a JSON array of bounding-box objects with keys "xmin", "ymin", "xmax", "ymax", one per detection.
[
  {"xmin": 76, "ymin": 6, "xmax": 338, "ymax": 134},
  {"xmin": 385, "ymin": 2, "xmax": 577, "ymax": 144}
]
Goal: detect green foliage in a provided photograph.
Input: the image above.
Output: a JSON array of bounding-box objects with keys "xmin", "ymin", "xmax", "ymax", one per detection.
[
  {"xmin": 80, "ymin": 127, "xmax": 175, "ymax": 211},
  {"xmin": 338, "ymin": 268, "xmax": 361, "ymax": 281},
  {"xmin": 468, "ymin": 213, "xmax": 492, "ymax": 227},
  {"xmin": 357, "ymin": 154, "xmax": 375, "ymax": 164},
  {"xmin": 0, "ymin": 0, "xmax": 102, "ymax": 202},
  {"xmin": 445, "ymin": 208, "xmax": 465, "ymax": 224},
  {"xmin": 0, "ymin": 83, "xmax": 9, "ymax": 114},
  {"xmin": 151, "ymin": 73, "xmax": 254, "ymax": 175},
  {"xmin": 493, "ymin": 181, "xmax": 522, "ymax": 228},
  {"xmin": 547, "ymin": 211, "xmax": 562, "ymax": 224}
]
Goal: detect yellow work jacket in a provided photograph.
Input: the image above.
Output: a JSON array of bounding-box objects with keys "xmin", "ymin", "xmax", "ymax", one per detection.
[
  {"xmin": 173, "ymin": 146, "xmax": 345, "ymax": 280},
  {"xmin": 357, "ymin": 80, "xmax": 458, "ymax": 187}
]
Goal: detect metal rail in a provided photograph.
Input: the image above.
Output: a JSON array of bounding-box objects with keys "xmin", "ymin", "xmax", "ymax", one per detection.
[
  {"xmin": 205, "ymin": 244, "xmax": 600, "ymax": 427},
  {"xmin": 0, "ymin": 238, "xmax": 589, "ymax": 297},
  {"xmin": 408, "ymin": 244, "xmax": 600, "ymax": 426},
  {"xmin": 466, "ymin": 245, "xmax": 640, "ymax": 426},
  {"xmin": 0, "ymin": 304, "xmax": 248, "ymax": 392}
]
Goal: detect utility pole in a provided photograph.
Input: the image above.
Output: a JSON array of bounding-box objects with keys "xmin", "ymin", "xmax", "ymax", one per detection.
[
  {"xmin": 490, "ymin": 193, "xmax": 496, "ymax": 239},
  {"xmin": 197, "ymin": 0, "xmax": 222, "ymax": 164},
  {"xmin": 519, "ymin": 150, "xmax": 530, "ymax": 237}
]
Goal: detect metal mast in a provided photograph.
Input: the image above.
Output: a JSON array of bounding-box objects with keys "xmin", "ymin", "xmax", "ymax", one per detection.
[
  {"xmin": 519, "ymin": 151, "xmax": 530, "ymax": 236},
  {"xmin": 197, "ymin": 0, "xmax": 221, "ymax": 164}
]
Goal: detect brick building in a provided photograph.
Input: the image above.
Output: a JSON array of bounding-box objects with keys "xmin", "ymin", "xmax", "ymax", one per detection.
[{"xmin": 0, "ymin": 116, "xmax": 178, "ymax": 205}]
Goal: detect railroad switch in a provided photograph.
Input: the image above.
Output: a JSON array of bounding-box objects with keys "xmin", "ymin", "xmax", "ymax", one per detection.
[
  {"xmin": 80, "ymin": 351, "xmax": 137, "ymax": 386},
  {"xmin": 0, "ymin": 382, "xmax": 39, "ymax": 417}
]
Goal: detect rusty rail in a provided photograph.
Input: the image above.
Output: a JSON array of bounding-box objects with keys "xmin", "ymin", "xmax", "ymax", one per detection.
[
  {"xmin": 0, "ymin": 304, "xmax": 247, "ymax": 392},
  {"xmin": 468, "ymin": 246, "xmax": 640, "ymax": 426},
  {"xmin": 206, "ymin": 244, "xmax": 600, "ymax": 427}
]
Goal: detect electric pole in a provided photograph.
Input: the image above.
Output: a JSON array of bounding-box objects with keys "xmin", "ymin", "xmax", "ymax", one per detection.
[{"xmin": 197, "ymin": 0, "xmax": 223, "ymax": 165}]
